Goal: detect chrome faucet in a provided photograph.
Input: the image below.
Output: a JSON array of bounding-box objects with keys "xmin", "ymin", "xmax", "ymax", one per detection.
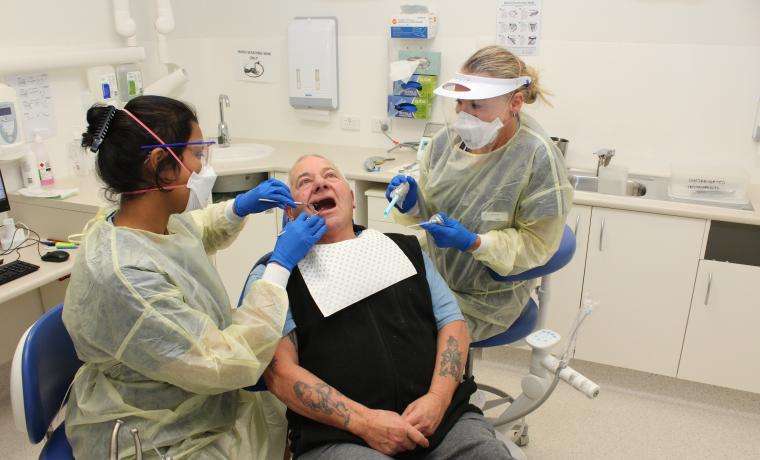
[
  {"xmin": 218, "ymin": 94, "xmax": 230, "ymax": 147},
  {"xmin": 593, "ymin": 148, "xmax": 616, "ymax": 176}
]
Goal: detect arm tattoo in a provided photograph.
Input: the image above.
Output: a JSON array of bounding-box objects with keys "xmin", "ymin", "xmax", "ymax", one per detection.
[
  {"xmin": 438, "ymin": 336, "xmax": 464, "ymax": 380},
  {"xmin": 293, "ymin": 381, "xmax": 352, "ymax": 429}
]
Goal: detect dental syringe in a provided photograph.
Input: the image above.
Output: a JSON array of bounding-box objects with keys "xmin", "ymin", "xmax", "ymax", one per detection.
[{"xmin": 384, "ymin": 181, "xmax": 410, "ymax": 217}]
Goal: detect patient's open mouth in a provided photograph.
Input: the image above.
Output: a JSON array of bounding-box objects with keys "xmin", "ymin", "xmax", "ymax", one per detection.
[{"xmin": 311, "ymin": 197, "xmax": 337, "ymax": 212}]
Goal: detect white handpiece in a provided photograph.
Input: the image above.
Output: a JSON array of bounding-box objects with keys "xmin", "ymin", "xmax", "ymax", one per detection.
[
  {"xmin": 542, "ymin": 354, "xmax": 600, "ymax": 399},
  {"xmin": 384, "ymin": 181, "xmax": 410, "ymax": 217}
]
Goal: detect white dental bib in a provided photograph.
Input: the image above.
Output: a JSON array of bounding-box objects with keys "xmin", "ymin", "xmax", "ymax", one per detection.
[{"xmin": 297, "ymin": 229, "xmax": 418, "ymax": 318}]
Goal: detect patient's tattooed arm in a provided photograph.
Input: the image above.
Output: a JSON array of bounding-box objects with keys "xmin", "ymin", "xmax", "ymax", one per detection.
[
  {"xmin": 428, "ymin": 320, "xmax": 470, "ymax": 406},
  {"xmin": 438, "ymin": 336, "xmax": 464, "ymax": 379},
  {"xmin": 293, "ymin": 381, "xmax": 352, "ymax": 428},
  {"xmin": 264, "ymin": 335, "xmax": 368, "ymax": 434}
]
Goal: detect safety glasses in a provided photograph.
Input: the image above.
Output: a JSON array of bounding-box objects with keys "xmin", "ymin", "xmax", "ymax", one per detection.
[{"xmin": 141, "ymin": 140, "xmax": 217, "ymax": 166}]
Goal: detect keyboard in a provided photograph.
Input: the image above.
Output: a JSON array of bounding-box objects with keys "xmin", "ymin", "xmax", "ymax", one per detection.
[{"xmin": 0, "ymin": 260, "xmax": 40, "ymax": 286}]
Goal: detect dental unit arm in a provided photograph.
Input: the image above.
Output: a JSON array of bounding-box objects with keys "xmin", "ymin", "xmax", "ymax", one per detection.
[{"xmin": 482, "ymin": 299, "xmax": 600, "ymax": 428}]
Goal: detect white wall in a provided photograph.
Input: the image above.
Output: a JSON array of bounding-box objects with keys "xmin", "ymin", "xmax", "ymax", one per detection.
[
  {"xmin": 171, "ymin": 0, "xmax": 760, "ymax": 180},
  {"xmin": 0, "ymin": 0, "xmax": 194, "ymax": 190},
  {"xmin": 3, "ymin": 0, "xmax": 760, "ymax": 187}
]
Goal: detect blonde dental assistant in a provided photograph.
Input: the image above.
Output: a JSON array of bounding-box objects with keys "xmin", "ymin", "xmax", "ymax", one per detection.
[
  {"xmin": 62, "ymin": 96, "xmax": 326, "ymax": 459},
  {"xmin": 387, "ymin": 46, "xmax": 573, "ymax": 341}
]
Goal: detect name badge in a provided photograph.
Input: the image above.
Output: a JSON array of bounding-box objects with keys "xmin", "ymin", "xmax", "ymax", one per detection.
[{"xmin": 481, "ymin": 211, "xmax": 510, "ymax": 222}]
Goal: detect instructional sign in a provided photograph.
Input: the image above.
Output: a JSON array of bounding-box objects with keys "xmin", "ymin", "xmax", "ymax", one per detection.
[
  {"xmin": 5, "ymin": 73, "xmax": 56, "ymax": 139},
  {"xmin": 497, "ymin": 0, "xmax": 542, "ymax": 56},
  {"xmin": 236, "ymin": 48, "xmax": 277, "ymax": 83}
]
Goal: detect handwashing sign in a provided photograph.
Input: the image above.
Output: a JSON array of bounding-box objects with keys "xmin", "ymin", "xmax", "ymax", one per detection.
[
  {"xmin": 237, "ymin": 48, "xmax": 277, "ymax": 83},
  {"xmin": 497, "ymin": 0, "xmax": 542, "ymax": 56}
]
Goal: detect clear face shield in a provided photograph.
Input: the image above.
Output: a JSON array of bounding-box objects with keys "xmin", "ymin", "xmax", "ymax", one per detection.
[{"xmin": 434, "ymin": 73, "xmax": 531, "ymax": 152}]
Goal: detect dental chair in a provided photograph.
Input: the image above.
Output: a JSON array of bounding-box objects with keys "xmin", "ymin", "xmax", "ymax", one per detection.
[
  {"xmin": 467, "ymin": 225, "xmax": 599, "ymax": 449},
  {"xmin": 11, "ymin": 304, "xmax": 80, "ymax": 459}
]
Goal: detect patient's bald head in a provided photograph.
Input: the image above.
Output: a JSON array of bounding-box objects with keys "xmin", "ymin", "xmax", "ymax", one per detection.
[{"xmin": 288, "ymin": 155, "xmax": 356, "ymax": 243}]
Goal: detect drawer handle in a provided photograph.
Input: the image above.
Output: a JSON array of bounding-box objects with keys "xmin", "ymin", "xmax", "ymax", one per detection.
[
  {"xmin": 599, "ymin": 217, "xmax": 605, "ymax": 252},
  {"xmin": 574, "ymin": 214, "xmax": 581, "ymax": 235},
  {"xmin": 704, "ymin": 273, "xmax": 712, "ymax": 306}
]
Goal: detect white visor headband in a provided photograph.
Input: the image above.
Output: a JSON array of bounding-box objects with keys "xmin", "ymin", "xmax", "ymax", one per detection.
[{"xmin": 434, "ymin": 73, "xmax": 532, "ymax": 100}]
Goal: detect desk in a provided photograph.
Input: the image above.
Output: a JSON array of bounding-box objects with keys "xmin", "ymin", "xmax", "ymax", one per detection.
[
  {"xmin": 0, "ymin": 245, "xmax": 77, "ymax": 304},
  {"xmin": 0, "ymin": 245, "xmax": 77, "ymax": 364}
]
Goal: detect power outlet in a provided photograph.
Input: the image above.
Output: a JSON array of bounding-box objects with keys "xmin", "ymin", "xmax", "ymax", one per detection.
[
  {"xmin": 340, "ymin": 115, "xmax": 361, "ymax": 131},
  {"xmin": 372, "ymin": 117, "xmax": 390, "ymax": 133}
]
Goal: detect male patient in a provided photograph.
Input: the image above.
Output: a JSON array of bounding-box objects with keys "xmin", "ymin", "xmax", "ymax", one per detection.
[{"xmin": 243, "ymin": 155, "xmax": 513, "ymax": 460}]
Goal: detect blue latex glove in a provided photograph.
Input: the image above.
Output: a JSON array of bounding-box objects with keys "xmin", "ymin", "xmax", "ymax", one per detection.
[
  {"xmin": 233, "ymin": 179, "xmax": 296, "ymax": 217},
  {"xmin": 420, "ymin": 212, "xmax": 478, "ymax": 252},
  {"xmin": 385, "ymin": 175, "xmax": 418, "ymax": 213},
  {"xmin": 270, "ymin": 213, "xmax": 328, "ymax": 271}
]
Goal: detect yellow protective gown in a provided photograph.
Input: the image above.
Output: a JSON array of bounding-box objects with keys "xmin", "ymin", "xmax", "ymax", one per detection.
[
  {"xmin": 394, "ymin": 113, "xmax": 573, "ymax": 341},
  {"xmin": 62, "ymin": 200, "xmax": 288, "ymax": 459}
]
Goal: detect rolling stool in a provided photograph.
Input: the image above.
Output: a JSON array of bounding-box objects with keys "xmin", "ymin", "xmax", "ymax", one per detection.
[
  {"xmin": 11, "ymin": 304, "xmax": 82, "ymax": 459},
  {"xmin": 465, "ymin": 225, "xmax": 600, "ymax": 449}
]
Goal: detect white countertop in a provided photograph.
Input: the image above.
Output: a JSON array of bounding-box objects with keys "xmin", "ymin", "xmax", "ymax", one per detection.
[
  {"xmin": 0, "ymin": 245, "xmax": 77, "ymax": 305},
  {"xmin": 8, "ymin": 137, "xmax": 760, "ymax": 226}
]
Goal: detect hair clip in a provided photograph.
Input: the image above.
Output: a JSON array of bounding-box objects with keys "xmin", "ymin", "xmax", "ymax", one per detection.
[{"xmin": 90, "ymin": 106, "xmax": 117, "ymax": 153}]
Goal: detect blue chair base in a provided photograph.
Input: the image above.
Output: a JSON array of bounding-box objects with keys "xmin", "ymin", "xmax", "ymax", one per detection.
[
  {"xmin": 471, "ymin": 298, "xmax": 539, "ymax": 348},
  {"xmin": 39, "ymin": 423, "xmax": 73, "ymax": 460}
]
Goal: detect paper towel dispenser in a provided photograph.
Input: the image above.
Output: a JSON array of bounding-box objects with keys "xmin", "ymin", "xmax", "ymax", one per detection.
[{"xmin": 288, "ymin": 17, "xmax": 339, "ymax": 110}]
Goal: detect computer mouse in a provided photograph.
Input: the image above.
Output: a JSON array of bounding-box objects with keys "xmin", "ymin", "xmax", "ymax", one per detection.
[{"xmin": 41, "ymin": 250, "xmax": 70, "ymax": 263}]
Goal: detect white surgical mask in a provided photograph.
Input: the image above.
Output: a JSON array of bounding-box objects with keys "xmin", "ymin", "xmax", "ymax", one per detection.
[
  {"xmin": 452, "ymin": 111, "xmax": 504, "ymax": 150},
  {"xmin": 184, "ymin": 165, "xmax": 217, "ymax": 213}
]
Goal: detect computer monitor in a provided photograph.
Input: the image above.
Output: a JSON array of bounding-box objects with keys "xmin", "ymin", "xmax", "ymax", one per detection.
[{"xmin": 0, "ymin": 167, "xmax": 9, "ymax": 213}]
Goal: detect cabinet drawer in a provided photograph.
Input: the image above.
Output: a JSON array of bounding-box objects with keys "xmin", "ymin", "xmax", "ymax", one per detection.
[
  {"xmin": 705, "ymin": 221, "xmax": 760, "ymax": 267},
  {"xmin": 271, "ymin": 172, "xmax": 289, "ymax": 183},
  {"xmin": 10, "ymin": 203, "xmax": 95, "ymax": 241},
  {"xmin": 367, "ymin": 193, "xmax": 394, "ymax": 223}
]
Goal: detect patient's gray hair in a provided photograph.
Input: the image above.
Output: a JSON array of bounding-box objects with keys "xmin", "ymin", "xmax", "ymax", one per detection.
[{"xmin": 288, "ymin": 154, "xmax": 345, "ymax": 186}]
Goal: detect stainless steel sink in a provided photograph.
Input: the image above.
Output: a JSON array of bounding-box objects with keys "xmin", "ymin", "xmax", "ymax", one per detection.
[
  {"xmin": 569, "ymin": 174, "xmax": 647, "ymax": 197},
  {"xmin": 568, "ymin": 169, "xmax": 754, "ymax": 211}
]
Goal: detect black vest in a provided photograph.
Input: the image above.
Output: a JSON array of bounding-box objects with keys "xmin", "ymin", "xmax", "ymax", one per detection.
[{"xmin": 286, "ymin": 231, "xmax": 478, "ymax": 458}]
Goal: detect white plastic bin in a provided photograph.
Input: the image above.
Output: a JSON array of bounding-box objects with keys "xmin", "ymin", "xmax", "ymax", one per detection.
[{"xmin": 668, "ymin": 164, "xmax": 749, "ymax": 206}]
